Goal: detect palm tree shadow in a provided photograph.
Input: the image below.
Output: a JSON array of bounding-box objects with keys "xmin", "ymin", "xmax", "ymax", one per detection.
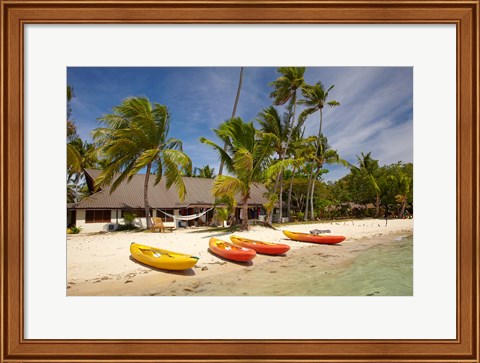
[
  {"xmin": 199, "ymin": 231, "xmax": 234, "ymax": 239},
  {"xmin": 260, "ymin": 253, "xmax": 288, "ymax": 257},
  {"xmin": 129, "ymin": 255, "xmax": 196, "ymax": 276},
  {"xmin": 207, "ymin": 249, "xmax": 254, "ymax": 267}
]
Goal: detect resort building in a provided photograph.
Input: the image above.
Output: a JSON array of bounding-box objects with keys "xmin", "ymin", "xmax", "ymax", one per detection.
[{"xmin": 67, "ymin": 169, "xmax": 269, "ymax": 233}]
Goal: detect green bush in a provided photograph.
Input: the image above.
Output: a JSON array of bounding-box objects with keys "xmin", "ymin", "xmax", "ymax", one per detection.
[
  {"xmin": 67, "ymin": 226, "xmax": 82, "ymax": 234},
  {"xmin": 216, "ymin": 208, "xmax": 229, "ymax": 225},
  {"xmin": 123, "ymin": 212, "xmax": 137, "ymax": 226},
  {"xmin": 116, "ymin": 224, "xmax": 139, "ymax": 231}
]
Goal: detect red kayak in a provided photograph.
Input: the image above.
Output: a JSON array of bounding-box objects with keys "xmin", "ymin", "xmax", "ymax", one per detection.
[
  {"xmin": 209, "ymin": 237, "xmax": 256, "ymax": 262},
  {"xmin": 230, "ymin": 235, "xmax": 290, "ymax": 255},
  {"xmin": 283, "ymin": 230, "xmax": 346, "ymax": 244}
]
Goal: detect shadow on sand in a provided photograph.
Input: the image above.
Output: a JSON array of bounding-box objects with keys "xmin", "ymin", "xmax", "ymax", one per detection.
[{"xmin": 207, "ymin": 249, "xmax": 254, "ymax": 267}]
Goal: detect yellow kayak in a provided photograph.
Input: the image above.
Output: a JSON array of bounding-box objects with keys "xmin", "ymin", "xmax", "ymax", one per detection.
[{"xmin": 130, "ymin": 242, "xmax": 199, "ymax": 271}]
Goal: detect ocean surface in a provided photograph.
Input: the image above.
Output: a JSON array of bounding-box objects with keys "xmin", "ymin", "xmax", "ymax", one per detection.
[
  {"xmin": 302, "ymin": 234, "xmax": 413, "ymax": 296},
  {"xmin": 171, "ymin": 233, "xmax": 413, "ymax": 296}
]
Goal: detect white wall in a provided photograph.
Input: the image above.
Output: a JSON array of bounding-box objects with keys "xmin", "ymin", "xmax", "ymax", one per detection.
[
  {"xmin": 74, "ymin": 209, "xmax": 176, "ymax": 233},
  {"xmin": 75, "ymin": 209, "xmax": 112, "ymax": 233}
]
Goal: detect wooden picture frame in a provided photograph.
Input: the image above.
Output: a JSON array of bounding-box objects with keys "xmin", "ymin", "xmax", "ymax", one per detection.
[{"xmin": 1, "ymin": 1, "xmax": 478, "ymax": 362}]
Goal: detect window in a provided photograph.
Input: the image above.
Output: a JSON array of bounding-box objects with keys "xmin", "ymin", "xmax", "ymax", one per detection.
[
  {"xmin": 121, "ymin": 209, "xmax": 152, "ymax": 218},
  {"xmin": 160, "ymin": 209, "xmax": 174, "ymax": 222},
  {"xmin": 85, "ymin": 210, "xmax": 111, "ymax": 223}
]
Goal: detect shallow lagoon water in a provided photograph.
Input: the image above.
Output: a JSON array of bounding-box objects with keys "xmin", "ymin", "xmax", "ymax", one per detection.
[
  {"xmin": 306, "ymin": 235, "xmax": 413, "ymax": 296},
  {"xmin": 160, "ymin": 233, "xmax": 413, "ymax": 296}
]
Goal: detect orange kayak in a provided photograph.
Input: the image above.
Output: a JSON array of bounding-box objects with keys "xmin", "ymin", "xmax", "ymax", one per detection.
[
  {"xmin": 283, "ymin": 230, "xmax": 346, "ymax": 244},
  {"xmin": 209, "ymin": 237, "xmax": 256, "ymax": 262},
  {"xmin": 230, "ymin": 235, "xmax": 290, "ymax": 255}
]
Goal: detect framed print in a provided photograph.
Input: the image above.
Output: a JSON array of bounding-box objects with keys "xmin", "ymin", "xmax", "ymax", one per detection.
[{"xmin": 1, "ymin": 0, "xmax": 478, "ymax": 362}]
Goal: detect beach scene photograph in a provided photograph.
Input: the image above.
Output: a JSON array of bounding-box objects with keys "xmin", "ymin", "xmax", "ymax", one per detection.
[{"xmin": 66, "ymin": 66, "xmax": 413, "ymax": 296}]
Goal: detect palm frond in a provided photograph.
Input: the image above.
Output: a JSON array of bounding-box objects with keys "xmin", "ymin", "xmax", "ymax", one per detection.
[
  {"xmin": 199, "ymin": 137, "xmax": 234, "ymax": 172},
  {"xmin": 67, "ymin": 143, "xmax": 82, "ymax": 173},
  {"xmin": 263, "ymin": 159, "xmax": 296, "ymax": 180},
  {"xmin": 211, "ymin": 175, "xmax": 245, "ymax": 197},
  {"xmin": 233, "ymin": 148, "xmax": 253, "ymax": 181},
  {"xmin": 162, "ymin": 149, "xmax": 191, "ymax": 201},
  {"xmin": 128, "ymin": 149, "xmax": 160, "ymax": 176}
]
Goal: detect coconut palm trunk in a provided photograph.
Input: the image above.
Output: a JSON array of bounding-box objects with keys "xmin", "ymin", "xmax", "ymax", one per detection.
[
  {"xmin": 398, "ymin": 196, "xmax": 407, "ymax": 218},
  {"xmin": 304, "ymin": 109, "xmax": 323, "ymax": 220},
  {"xmin": 286, "ymin": 165, "xmax": 297, "ymax": 218},
  {"xmin": 269, "ymin": 67, "xmax": 306, "ymax": 222},
  {"xmin": 219, "ymin": 67, "xmax": 244, "ymax": 176},
  {"xmin": 268, "ymin": 158, "xmax": 283, "ymax": 223},
  {"xmin": 144, "ymin": 163, "xmax": 152, "ymax": 228},
  {"xmin": 310, "ymin": 168, "xmax": 318, "ymax": 220},
  {"xmin": 309, "ymin": 109, "xmax": 324, "ymax": 220},
  {"xmin": 310, "ymin": 164, "xmax": 324, "ymax": 220},
  {"xmin": 304, "ymin": 163, "xmax": 314, "ymax": 220},
  {"xmin": 241, "ymin": 193, "xmax": 250, "ymax": 230},
  {"xmin": 278, "ymin": 95, "xmax": 298, "ymax": 221},
  {"xmin": 375, "ymin": 194, "xmax": 381, "ymax": 218},
  {"xmin": 298, "ymin": 83, "xmax": 339, "ymax": 220}
]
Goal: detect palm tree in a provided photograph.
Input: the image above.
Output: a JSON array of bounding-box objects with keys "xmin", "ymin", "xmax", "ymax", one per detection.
[
  {"xmin": 257, "ymin": 106, "xmax": 289, "ymax": 161},
  {"xmin": 355, "ymin": 152, "xmax": 381, "ymax": 217},
  {"xmin": 387, "ymin": 172, "xmax": 412, "ymax": 218},
  {"xmin": 93, "ymin": 96, "xmax": 191, "ymax": 228},
  {"xmin": 299, "ymin": 82, "xmax": 340, "ymax": 220},
  {"xmin": 200, "ymin": 117, "xmax": 275, "ymax": 230},
  {"xmin": 66, "ymin": 85, "xmax": 82, "ymax": 174},
  {"xmin": 195, "ymin": 165, "xmax": 216, "ymax": 179},
  {"xmin": 219, "ymin": 67, "xmax": 244, "ymax": 176},
  {"xmin": 214, "ymin": 194, "xmax": 237, "ymax": 226},
  {"xmin": 285, "ymin": 135, "xmax": 316, "ymax": 218},
  {"xmin": 269, "ymin": 67, "xmax": 306, "ymax": 221},
  {"xmin": 67, "ymin": 138, "xmax": 101, "ymax": 202},
  {"xmin": 256, "ymin": 106, "xmax": 289, "ymax": 221},
  {"xmin": 67, "ymin": 85, "xmax": 76, "ymax": 140},
  {"xmin": 307, "ymin": 137, "xmax": 346, "ymax": 220}
]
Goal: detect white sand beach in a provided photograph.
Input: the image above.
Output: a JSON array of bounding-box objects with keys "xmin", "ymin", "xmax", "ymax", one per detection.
[{"xmin": 67, "ymin": 218, "xmax": 413, "ymax": 296}]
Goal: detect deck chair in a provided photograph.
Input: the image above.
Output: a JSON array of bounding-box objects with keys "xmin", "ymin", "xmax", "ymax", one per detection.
[{"xmin": 151, "ymin": 217, "xmax": 174, "ymax": 233}]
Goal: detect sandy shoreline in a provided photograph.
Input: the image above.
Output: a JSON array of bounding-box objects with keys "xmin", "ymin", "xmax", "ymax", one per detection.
[{"xmin": 67, "ymin": 218, "xmax": 413, "ymax": 296}]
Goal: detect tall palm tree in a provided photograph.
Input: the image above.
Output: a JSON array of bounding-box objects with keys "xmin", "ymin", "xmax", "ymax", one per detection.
[
  {"xmin": 200, "ymin": 117, "xmax": 275, "ymax": 230},
  {"xmin": 307, "ymin": 137, "xmax": 346, "ymax": 220},
  {"xmin": 257, "ymin": 106, "xmax": 289, "ymax": 161},
  {"xmin": 256, "ymin": 106, "xmax": 290, "ymax": 221},
  {"xmin": 219, "ymin": 67, "xmax": 244, "ymax": 176},
  {"xmin": 356, "ymin": 152, "xmax": 381, "ymax": 217},
  {"xmin": 67, "ymin": 85, "xmax": 76, "ymax": 139},
  {"xmin": 269, "ymin": 67, "xmax": 306, "ymax": 221},
  {"xmin": 299, "ymin": 82, "xmax": 340, "ymax": 220},
  {"xmin": 66, "ymin": 85, "xmax": 82, "ymax": 174},
  {"xmin": 285, "ymin": 135, "xmax": 316, "ymax": 218},
  {"xmin": 93, "ymin": 96, "xmax": 191, "ymax": 228}
]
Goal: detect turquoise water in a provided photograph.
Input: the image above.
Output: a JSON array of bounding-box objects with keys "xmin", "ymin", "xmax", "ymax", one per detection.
[
  {"xmin": 239, "ymin": 234, "xmax": 413, "ymax": 296},
  {"xmin": 305, "ymin": 235, "xmax": 413, "ymax": 296},
  {"xmin": 160, "ymin": 234, "xmax": 413, "ymax": 296}
]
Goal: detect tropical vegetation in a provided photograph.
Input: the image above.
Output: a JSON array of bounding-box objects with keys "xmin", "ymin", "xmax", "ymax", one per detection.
[
  {"xmin": 92, "ymin": 97, "xmax": 191, "ymax": 228},
  {"xmin": 67, "ymin": 67, "xmax": 413, "ymax": 232},
  {"xmin": 200, "ymin": 117, "xmax": 276, "ymax": 230}
]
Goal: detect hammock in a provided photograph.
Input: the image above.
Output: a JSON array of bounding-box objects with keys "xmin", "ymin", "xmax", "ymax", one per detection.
[{"xmin": 155, "ymin": 207, "xmax": 215, "ymax": 221}]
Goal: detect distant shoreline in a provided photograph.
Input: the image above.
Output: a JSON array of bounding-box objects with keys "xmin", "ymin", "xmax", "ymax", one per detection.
[{"xmin": 67, "ymin": 218, "xmax": 413, "ymax": 296}]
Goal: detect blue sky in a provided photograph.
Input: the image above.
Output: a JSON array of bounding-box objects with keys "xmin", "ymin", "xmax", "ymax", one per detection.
[{"xmin": 67, "ymin": 67, "xmax": 413, "ymax": 182}]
